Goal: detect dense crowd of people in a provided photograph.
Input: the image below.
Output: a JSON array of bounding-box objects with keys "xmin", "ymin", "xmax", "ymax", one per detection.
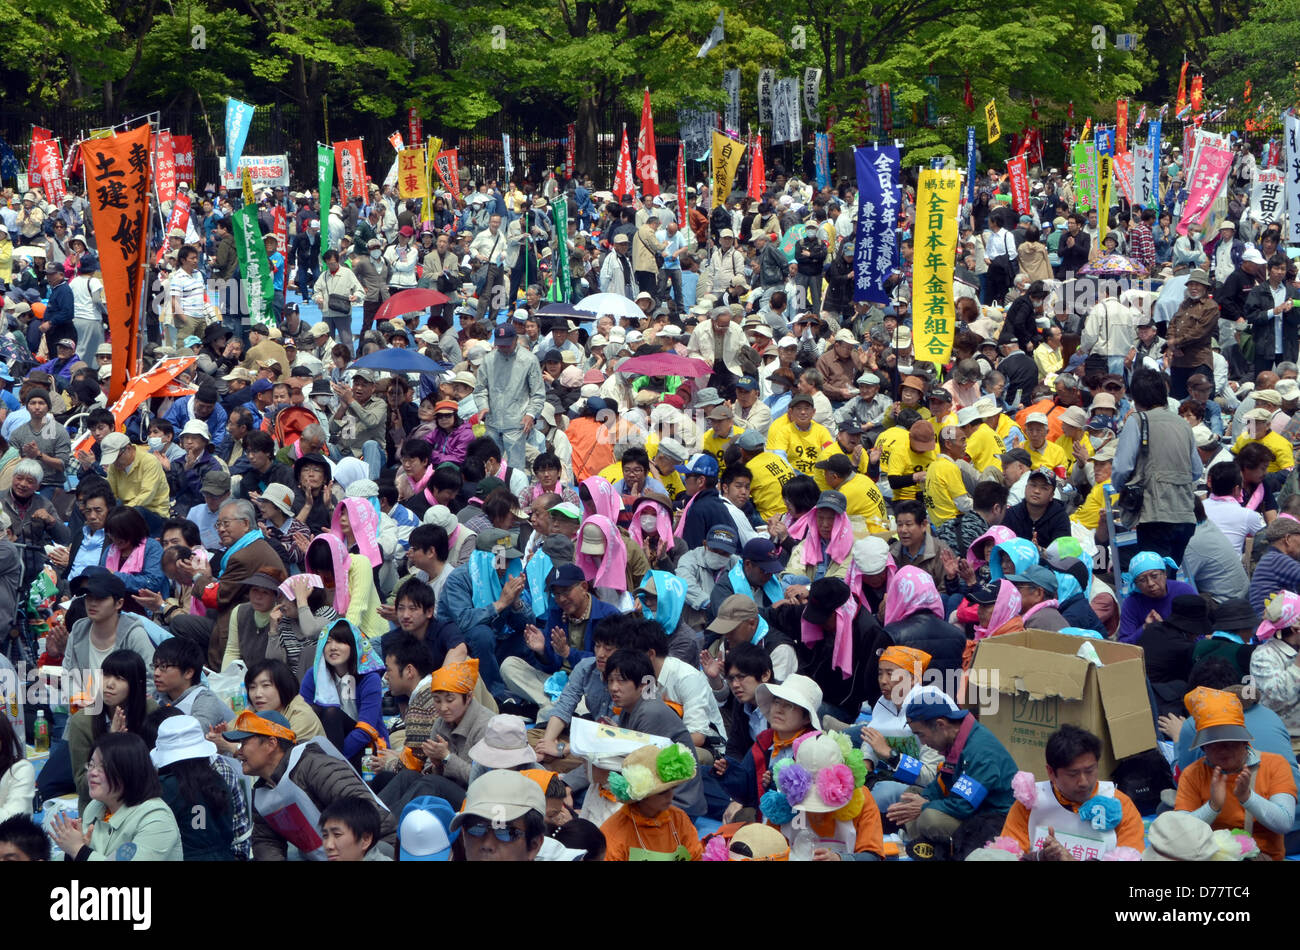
[{"xmin": 0, "ymin": 134, "xmax": 1297, "ymax": 863}]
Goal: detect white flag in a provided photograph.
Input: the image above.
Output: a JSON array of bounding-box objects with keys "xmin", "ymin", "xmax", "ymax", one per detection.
[
  {"xmin": 1287, "ymin": 113, "xmax": 1300, "ymax": 243},
  {"xmin": 697, "ymin": 11, "xmax": 724, "ymax": 58}
]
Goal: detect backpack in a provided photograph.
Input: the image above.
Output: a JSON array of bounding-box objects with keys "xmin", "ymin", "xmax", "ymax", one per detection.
[{"xmin": 1111, "ymin": 748, "xmax": 1174, "ymax": 815}]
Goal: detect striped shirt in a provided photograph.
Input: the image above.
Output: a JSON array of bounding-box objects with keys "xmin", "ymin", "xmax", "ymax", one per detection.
[{"xmin": 170, "ymin": 268, "xmax": 207, "ymax": 317}]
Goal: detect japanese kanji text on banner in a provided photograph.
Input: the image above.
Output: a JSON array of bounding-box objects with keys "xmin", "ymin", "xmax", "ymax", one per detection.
[
  {"xmin": 912, "ymin": 168, "xmax": 961, "ymax": 365},
  {"xmin": 397, "ymin": 148, "xmax": 429, "ymax": 200},
  {"xmin": 85, "ymin": 123, "xmax": 152, "ymax": 403},
  {"xmin": 711, "ymin": 132, "xmax": 745, "ymax": 209}
]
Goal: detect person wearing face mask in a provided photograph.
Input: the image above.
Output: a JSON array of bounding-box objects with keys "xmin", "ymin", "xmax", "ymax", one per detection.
[
  {"xmin": 352, "ymin": 239, "xmax": 391, "ymax": 338},
  {"xmin": 675, "ymin": 526, "xmax": 739, "ymax": 624}
]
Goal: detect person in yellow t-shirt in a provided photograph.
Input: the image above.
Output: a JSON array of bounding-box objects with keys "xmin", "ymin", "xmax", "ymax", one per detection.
[
  {"xmin": 815, "ymin": 421, "xmax": 872, "ymax": 486},
  {"xmin": 1053, "ymin": 405, "xmax": 1094, "ymax": 475},
  {"xmin": 1034, "ymin": 326, "xmax": 1064, "ymax": 380},
  {"xmin": 701, "ymin": 404, "xmax": 745, "ymax": 473},
  {"xmin": 814, "ymin": 453, "xmax": 889, "ymax": 532},
  {"xmin": 922, "ymin": 425, "xmax": 972, "ymax": 526},
  {"xmin": 885, "ymin": 421, "xmax": 937, "ymax": 502},
  {"xmin": 765, "ymin": 393, "xmax": 834, "ymax": 476},
  {"xmin": 736, "ymin": 428, "xmax": 796, "ymax": 520},
  {"xmin": 1023, "ymin": 411, "xmax": 1068, "ymax": 472},
  {"xmin": 928, "ymin": 388, "xmax": 958, "ymax": 439},
  {"xmin": 959, "ymin": 402, "xmax": 1003, "ymax": 474},
  {"xmin": 650, "ymin": 437, "xmax": 690, "ymax": 502},
  {"xmin": 1232, "ymin": 410, "xmax": 1296, "ymax": 473},
  {"xmin": 1070, "ymin": 440, "xmax": 1115, "ymax": 532}
]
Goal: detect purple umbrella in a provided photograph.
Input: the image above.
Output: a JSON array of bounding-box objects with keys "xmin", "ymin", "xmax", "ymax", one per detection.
[{"xmin": 615, "ymin": 352, "xmax": 713, "ymax": 378}]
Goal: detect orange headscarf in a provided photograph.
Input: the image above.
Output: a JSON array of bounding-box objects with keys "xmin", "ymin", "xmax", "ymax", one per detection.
[
  {"xmin": 879, "ymin": 645, "xmax": 932, "ymax": 678},
  {"xmin": 429, "ymin": 658, "xmax": 479, "ymax": 695},
  {"xmin": 1184, "ymin": 687, "xmax": 1245, "ymax": 730}
]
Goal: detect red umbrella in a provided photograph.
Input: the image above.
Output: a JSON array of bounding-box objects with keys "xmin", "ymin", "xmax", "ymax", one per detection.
[
  {"xmin": 615, "ymin": 352, "xmax": 713, "ymax": 378},
  {"xmin": 375, "ymin": 288, "xmax": 449, "ymax": 325}
]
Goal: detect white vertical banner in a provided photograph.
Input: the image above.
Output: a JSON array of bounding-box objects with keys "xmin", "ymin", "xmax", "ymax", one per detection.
[
  {"xmin": 723, "ymin": 70, "xmax": 741, "ymax": 136},
  {"xmin": 1134, "ymin": 143, "xmax": 1155, "ymax": 208},
  {"xmin": 1254, "ymin": 167, "xmax": 1285, "ymax": 225},
  {"xmin": 757, "ymin": 69, "xmax": 775, "ymax": 125},
  {"xmin": 1287, "ymin": 113, "xmax": 1300, "ymax": 244},
  {"xmin": 772, "ymin": 80, "xmax": 791, "ymax": 144},
  {"xmin": 780, "ymin": 77, "xmax": 802, "ymax": 143},
  {"xmin": 803, "ymin": 68, "xmax": 822, "ymax": 124}
]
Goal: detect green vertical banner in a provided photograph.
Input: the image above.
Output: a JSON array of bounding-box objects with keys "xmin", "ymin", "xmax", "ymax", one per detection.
[
  {"xmin": 233, "ymin": 205, "xmax": 274, "ymax": 327},
  {"xmin": 317, "ymin": 144, "xmax": 334, "ymax": 268},
  {"xmin": 1073, "ymin": 140, "xmax": 1097, "ymax": 214},
  {"xmin": 548, "ymin": 200, "xmax": 571, "ymax": 302}
]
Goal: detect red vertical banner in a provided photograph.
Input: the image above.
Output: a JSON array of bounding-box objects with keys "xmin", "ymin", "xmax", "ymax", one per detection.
[
  {"xmin": 85, "ymin": 123, "xmax": 151, "ymax": 403},
  {"xmin": 636, "ymin": 89, "xmax": 660, "ymax": 196},
  {"xmin": 1176, "ymin": 61, "xmax": 1188, "ymax": 112},
  {"xmin": 407, "ymin": 108, "xmax": 422, "ymax": 148},
  {"xmin": 1006, "ymin": 155, "xmax": 1030, "ymax": 214},
  {"xmin": 612, "ymin": 125, "xmax": 633, "ymax": 200},
  {"xmin": 171, "ymin": 135, "xmax": 194, "ymax": 186},
  {"xmin": 273, "ymin": 205, "xmax": 288, "ymax": 256},
  {"xmin": 433, "ymin": 149, "xmax": 462, "ymax": 201},
  {"xmin": 1116, "ymin": 100, "xmax": 1128, "ymax": 153},
  {"xmin": 155, "ymin": 191, "xmax": 192, "ymax": 264},
  {"xmin": 565, "ymin": 123, "xmax": 576, "ymax": 179},
  {"xmin": 676, "ymin": 139, "xmax": 687, "ymax": 216},
  {"xmin": 748, "ymin": 131, "xmax": 765, "ymax": 200},
  {"xmin": 154, "ymin": 130, "xmax": 177, "ymax": 204},
  {"xmin": 33, "ymin": 139, "xmax": 65, "ymax": 204},
  {"xmin": 1190, "ymin": 75, "xmax": 1203, "ymax": 112},
  {"xmin": 29, "ymin": 126, "xmax": 51, "ymax": 188},
  {"xmin": 332, "ymin": 139, "xmax": 368, "ymax": 199}
]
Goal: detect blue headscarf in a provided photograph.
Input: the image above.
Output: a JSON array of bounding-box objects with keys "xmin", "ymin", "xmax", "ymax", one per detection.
[
  {"xmin": 640, "ymin": 570, "xmax": 687, "ymax": 636},
  {"xmin": 988, "ymin": 538, "xmax": 1039, "ymax": 581},
  {"xmin": 1121, "ymin": 551, "xmax": 1178, "ymax": 596}
]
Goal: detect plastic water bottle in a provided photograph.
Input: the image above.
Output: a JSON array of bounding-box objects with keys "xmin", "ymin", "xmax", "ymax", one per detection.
[
  {"xmin": 230, "ymin": 688, "xmax": 246, "ymax": 715},
  {"xmin": 33, "ymin": 712, "xmax": 49, "ymax": 752}
]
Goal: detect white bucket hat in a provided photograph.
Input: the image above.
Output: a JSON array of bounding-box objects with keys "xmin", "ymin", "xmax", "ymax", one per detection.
[
  {"xmin": 149, "ymin": 715, "xmax": 217, "ymax": 770},
  {"xmin": 467, "ymin": 714, "xmax": 538, "ymax": 769},
  {"xmin": 755, "ymin": 674, "xmax": 823, "ymax": 731}
]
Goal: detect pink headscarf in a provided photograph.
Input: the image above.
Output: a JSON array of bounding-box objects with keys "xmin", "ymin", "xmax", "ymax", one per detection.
[
  {"xmin": 628, "ymin": 498, "xmax": 674, "ymax": 561},
  {"xmin": 798, "ymin": 509, "xmax": 854, "ymax": 569},
  {"xmin": 882, "ymin": 566, "xmax": 945, "ymax": 628},
  {"xmin": 966, "ymin": 525, "xmax": 1017, "ymax": 568},
  {"xmin": 1256, "ymin": 591, "xmax": 1300, "ymax": 642},
  {"xmin": 786, "ymin": 508, "xmax": 816, "ymax": 543},
  {"xmin": 801, "ymin": 599, "xmax": 857, "ymax": 679},
  {"xmin": 581, "ymin": 475, "xmax": 621, "ymax": 524},
  {"xmin": 974, "ymin": 580, "xmax": 1022, "ymax": 641},
  {"xmin": 574, "ymin": 514, "xmax": 628, "ymax": 591},
  {"xmin": 306, "ymin": 532, "xmax": 353, "ymax": 616},
  {"xmin": 331, "ymin": 497, "xmax": 381, "ymax": 564}
]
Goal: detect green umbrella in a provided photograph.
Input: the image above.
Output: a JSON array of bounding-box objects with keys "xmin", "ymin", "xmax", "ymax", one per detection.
[{"xmin": 780, "ymin": 222, "xmax": 807, "ymax": 262}]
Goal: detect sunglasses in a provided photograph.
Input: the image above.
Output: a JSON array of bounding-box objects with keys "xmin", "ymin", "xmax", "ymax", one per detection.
[{"xmin": 462, "ymin": 820, "xmax": 525, "ymax": 842}]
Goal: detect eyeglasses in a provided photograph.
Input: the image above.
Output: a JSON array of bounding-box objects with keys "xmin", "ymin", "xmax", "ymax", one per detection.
[
  {"xmin": 216, "ymin": 518, "xmax": 248, "ymax": 527},
  {"xmin": 462, "ymin": 820, "xmax": 525, "ymax": 842},
  {"xmin": 86, "ymin": 758, "xmax": 106, "ymax": 775},
  {"xmin": 151, "ymin": 661, "xmax": 175, "ymax": 671}
]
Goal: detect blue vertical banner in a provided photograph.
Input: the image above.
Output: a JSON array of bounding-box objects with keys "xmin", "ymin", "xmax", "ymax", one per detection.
[
  {"xmin": 853, "ymin": 145, "xmax": 900, "ymax": 303},
  {"xmin": 966, "ymin": 126, "xmax": 977, "ymax": 205},
  {"xmin": 225, "ymin": 98, "xmax": 255, "ymax": 173},
  {"xmin": 1148, "ymin": 120, "xmax": 1162, "ymax": 167},
  {"xmin": 1095, "ymin": 127, "xmax": 1115, "ymax": 158},
  {"xmin": 814, "ymin": 133, "xmax": 830, "ymax": 188}
]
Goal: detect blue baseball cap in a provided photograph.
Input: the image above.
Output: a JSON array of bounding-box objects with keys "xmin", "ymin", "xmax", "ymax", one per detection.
[
  {"xmin": 677, "ymin": 453, "xmax": 719, "ymax": 478},
  {"xmin": 1006, "ymin": 565, "xmax": 1059, "ymax": 594},
  {"xmin": 493, "ymin": 324, "xmax": 518, "ymax": 345},
  {"xmin": 705, "ymin": 525, "xmax": 739, "ymax": 554},
  {"xmin": 547, "ymin": 562, "xmax": 587, "ymax": 590},
  {"xmin": 741, "ymin": 538, "xmax": 784, "ymax": 573},
  {"xmin": 735, "ymin": 375, "xmax": 759, "ymax": 391},
  {"xmin": 250, "ymin": 378, "xmax": 274, "ymax": 394}
]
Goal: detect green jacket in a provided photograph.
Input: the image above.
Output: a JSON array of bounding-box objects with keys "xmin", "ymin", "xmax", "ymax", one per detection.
[
  {"xmin": 80, "ymin": 796, "xmax": 184, "ymax": 861},
  {"xmin": 920, "ymin": 719, "xmax": 1017, "ymax": 822}
]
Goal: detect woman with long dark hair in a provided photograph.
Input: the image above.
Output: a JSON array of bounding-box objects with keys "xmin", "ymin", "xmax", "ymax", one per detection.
[
  {"xmin": 102, "ymin": 506, "xmax": 166, "ymax": 606},
  {"xmin": 149, "ymin": 714, "xmax": 238, "ymax": 860},
  {"xmin": 67, "ymin": 649, "xmax": 158, "ymax": 813},
  {"xmin": 299, "ymin": 619, "xmax": 388, "ymax": 767},
  {"xmin": 0, "ymin": 711, "xmax": 34, "ymax": 820}
]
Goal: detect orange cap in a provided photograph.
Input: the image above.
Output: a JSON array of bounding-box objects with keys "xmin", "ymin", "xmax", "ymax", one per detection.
[
  {"xmin": 434, "ymin": 400, "xmax": 460, "ymax": 414},
  {"xmin": 1184, "ymin": 687, "xmax": 1252, "ymax": 748},
  {"xmin": 520, "ymin": 768, "xmax": 560, "ymax": 796},
  {"xmin": 879, "ymin": 645, "xmax": 932, "ymax": 675},
  {"xmin": 221, "ymin": 709, "xmax": 297, "ymax": 744},
  {"xmin": 429, "ymin": 658, "xmax": 479, "ymax": 695}
]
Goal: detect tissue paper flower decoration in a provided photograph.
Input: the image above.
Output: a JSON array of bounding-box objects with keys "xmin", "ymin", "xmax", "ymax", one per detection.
[
  {"xmin": 843, "ymin": 747, "xmax": 867, "ymax": 788},
  {"xmin": 702, "ymin": 835, "xmax": 731, "ymax": 861},
  {"xmin": 1011, "ymin": 771, "xmax": 1038, "ymax": 809},
  {"xmin": 815, "ymin": 763, "xmax": 855, "ymax": 809},
  {"xmin": 828, "ymin": 731, "xmax": 853, "ymax": 759},
  {"xmin": 760, "ymin": 788, "xmax": 795, "ymax": 825},
  {"xmin": 623, "ymin": 764, "xmax": 657, "ymax": 801},
  {"xmin": 790, "ymin": 730, "xmax": 822, "ymax": 757},
  {"xmin": 776, "ymin": 762, "xmax": 813, "ymax": 804},
  {"xmin": 1078, "ymin": 795, "xmax": 1123, "ymax": 831},
  {"xmin": 831, "ymin": 786, "xmax": 866, "ymax": 822},
  {"xmin": 1100, "ymin": 846, "xmax": 1142, "ymax": 861},
  {"xmin": 656, "ymin": 743, "xmax": 696, "ymax": 782},
  {"xmin": 607, "ymin": 772, "xmax": 631, "ymax": 803},
  {"xmin": 985, "ymin": 836, "xmax": 1024, "ymax": 856}
]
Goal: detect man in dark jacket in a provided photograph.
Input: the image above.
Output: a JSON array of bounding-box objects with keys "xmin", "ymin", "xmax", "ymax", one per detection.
[
  {"xmin": 1244, "ymin": 252, "xmax": 1300, "ymax": 374},
  {"xmin": 754, "ymin": 232, "xmax": 790, "ymax": 307},
  {"xmin": 680, "ymin": 456, "xmax": 732, "ymax": 548},
  {"xmin": 1002, "ymin": 468, "xmax": 1071, "ymax": 547},
  {"xmin": 998, "ymin": 280, "xmax": 1048, "ymax": 352},
  {"xmin": 794, "ymin": 232, "xmax": 827, "ymax": 312},
  {"xmin": 211, "ymin": 217, "xmax": 238, "ymax": 280},
  {"xmin": 38, "ymin": 262, "xmax": 75, "ymax": 357},
  {"xmin": 1216, "ymin": 250, "xmax": 1263, "ymax": 378},
  {"xmin": 997, "ymin": 340, "xmax": 1039, "ymax": 411},
  {"xmin": 292, "ymin": 221, "xmax": 322, "ymax": 291},
  {"xmin": 1055, "ymin": 212, "xmax": 1090, "ymax": 279},
  {"xmin": 225, "ymin": 710, "xmax": 397, "ymax": 861}
]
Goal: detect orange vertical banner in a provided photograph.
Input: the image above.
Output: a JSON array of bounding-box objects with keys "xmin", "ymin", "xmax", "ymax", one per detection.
[
  {"xmin": 1176, "ymin": 62, "xmax": 1188, "ymax": 112},
  {"xmin": 84, "ymin": 123, "xmax": 151, "ymax": 403},
  {"xmin": 1190, "ymin": 75, "xmax": 1203, "ymax": 112}
]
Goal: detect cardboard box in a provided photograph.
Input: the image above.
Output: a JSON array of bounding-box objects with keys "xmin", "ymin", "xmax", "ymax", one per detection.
[{"xmin": 969, "ymin": 628, "xmax": 1157, "ymax": 780}]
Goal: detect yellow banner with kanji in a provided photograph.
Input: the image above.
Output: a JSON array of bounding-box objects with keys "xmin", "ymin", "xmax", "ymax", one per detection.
[
  {"xmin": 241, "ymin": 165, "xmax": 254, "ymax": 206},
  {"xmin": 985, "ymin": 100, "xmax": 1001, "ymax": 143},
  {"xmin": 711, "ymin": 131, "xmax": 745, "ymax": 209},
  {"xmin": 397, "ymin": 147, "xmax": 429, "ymax": 200},
  {"xmin": 424, "ymin": 136, "xmax": 442, "ymax": 200},
  {"xmin": 912, "ymin": 168, "xmax": 961, "ymax": 365},
  {"xmin": 1097, "ymin": 151, "xmax": 1112, "ymax": 245}
]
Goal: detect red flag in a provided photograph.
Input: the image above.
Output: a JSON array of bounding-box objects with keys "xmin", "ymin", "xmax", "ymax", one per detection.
[
  {"xmin": 1116, "ymin": 99, "xmax": 1128, "ymax": 153},
  {"xmin": 1006, "ymin": 155, "xmax": 1030, "ymax": 214},
  {"xmin": 433, "ymin": 149, "xmax": 461, "ymax": 200},
  {"xmin": 1016, "ymin": 129, "xmax": 1031, "ymax": 156},
  {"xmin": 1244, "ymin": 80, "xmax": 1253, "ymax": 103},
  {"xmin": 1031, "ymin": 96, "xmax": 1039, "ymax": 123},
  {"xmin": 155, "ymin": 191, "xmax": 192, "ymax": 265},
  {"xmin": 612, "ymin": 125, "xmax": 634, "ymax": 200},
  {"xmin": 963, "ymin": 78, "xmax": 974, "ymax": 112},
  {"xmin": 676, "ymin": 140, "xmax": 687, "ymax": 217},
  {"xmin": 1176, "ymin": 61, "xmax": 1188, "ymax": 112},
  {"xmin": 1029, "ymin": 128, "xmax": 1043, "ymax": 166},
  {"xmin": 153, "ymin": 130, "xmax": 177, "ymax": 204},
  {"xmin": 1190, "ymin": 74, "xmax": 1203, "ymax": 112},
  {"xmin": 636, "ymin": 89, "xmax": 660, "ymax": 196},
  {"xmin": 407, "ymin": 108, "xmax": 422, "ymax": 147},
  {"xmin": 273, "ymin": 205, "xmax": 288, "ymax": 256},
  {"xmin": 333, "ymin": 139, "xmax": 368, "ymax": 199},
  {"xmin": 566, "ymin": 124, "xmax": 575, "ymax": 179},
  {"xmin": 29, "ymin": 126, "xmax": 51, "ymax": 187},
  {"xmin": 33, "ymin": 139, "xmax": 65, "ymax": 204},
  {"xmin": 171, "ymin": 135, "xmax": 194, "ymax": 186},
  {"xmin": 748, "ymin": 131, "xmax": 766, "ymax": 200},
  {"xmin": 84, "ymin": 123, "xmax": 151, "ymax": 402}
]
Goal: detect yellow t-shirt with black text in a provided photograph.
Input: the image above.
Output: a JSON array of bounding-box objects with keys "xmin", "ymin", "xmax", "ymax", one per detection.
[
  {"xmin": 1026, "ymin": 438, "xmax": 1069, "ymax": 473},
  {"xmin": 745, "ymin": 451, "xmax": 796, "ymax": 520},
  {"xmin": 765, "ymin": 415, "xmax": 834, "ymax": 476},
  {"xmin": 885, "ymin": 442, "xmax": 937, "ymax": 501},
  {"xmin": 922, "ymin": 453, "xmax": 969, "ymax": 525},
  {"xmin": 966, "ymin": 423, "xmax": 1003, "ymax": 472},
  {"xmin": 702, "ymin": 423, "xmax": 746, "ymax": 474}
]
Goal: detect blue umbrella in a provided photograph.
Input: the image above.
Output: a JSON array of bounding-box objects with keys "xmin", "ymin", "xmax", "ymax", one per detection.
[{"xmin": 350, "ymin": 349, "xmax": 451, "ymax": 376}]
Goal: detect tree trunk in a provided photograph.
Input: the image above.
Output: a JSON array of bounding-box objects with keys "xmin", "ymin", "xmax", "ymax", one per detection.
[{"xmin": 576, "ymin": 94, "xmax": 601, "ymax": 179}]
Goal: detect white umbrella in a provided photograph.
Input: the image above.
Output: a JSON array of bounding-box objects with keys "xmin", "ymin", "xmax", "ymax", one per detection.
[{"xmin": 575, "ymin": 292, "xmax": 643, "ymax": 320}]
